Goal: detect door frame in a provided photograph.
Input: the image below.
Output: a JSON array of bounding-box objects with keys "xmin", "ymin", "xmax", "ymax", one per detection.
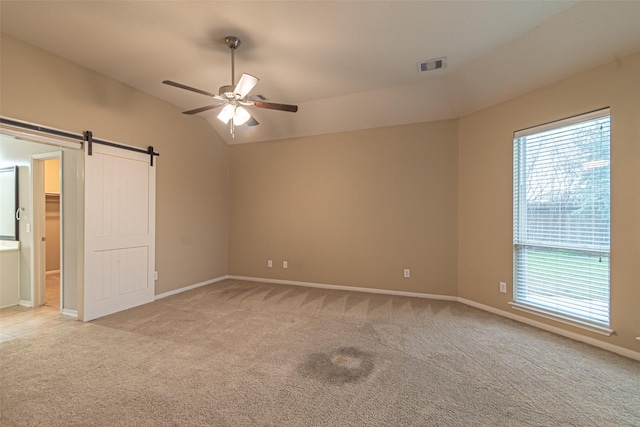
[{"xmin": 31, "ymin": 151, "xmax": 63, "ymax": 310}]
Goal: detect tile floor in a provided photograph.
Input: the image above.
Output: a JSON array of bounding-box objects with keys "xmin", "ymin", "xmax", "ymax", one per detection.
[
  {"xmin": 0, "ymin": 271, "xmax": 72, "ymax": 343},
  {"xmin": 0, "ymin": 305, "xmax": 73, "ymax": 343},
  {"xmin": 45, "ymin": 271, "xmax": 60, "ymax": 308}
]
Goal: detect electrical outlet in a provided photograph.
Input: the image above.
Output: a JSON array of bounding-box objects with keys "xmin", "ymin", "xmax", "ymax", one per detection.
[
  {"xmin": 404, "ymin": 268, "xmax": 411, "ymax": 278},
  {"xmin": 500, "ymin": 282, "xmax": 507, "ymax": 293},
  {"xmin": 283, "ymin": 261, "xmax": 288, "ymax": 269},
  {"xmin": 267, "ymin": 260, "xmax": 273, "ymax": 268},
  {"xmin": 154, "ymin": 271, "xmax": 158, "ymax": 281}
]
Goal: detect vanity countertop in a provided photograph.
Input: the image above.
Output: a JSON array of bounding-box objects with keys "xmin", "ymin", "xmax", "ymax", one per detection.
[{"xmin": 0, "ymin": 241, "xmax": 20, "ymax": 252}]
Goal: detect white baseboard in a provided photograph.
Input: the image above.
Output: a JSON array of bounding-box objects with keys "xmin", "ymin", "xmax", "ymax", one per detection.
[
  {"xmin": 154, "ymin": 275, "xmax": 230, "ymax": 300},
  {"xmin": 19, "ymin": 300, "xmax": 33, "ymax": 308},
  {"xmin": 152, "ymin": 274, "xmax": 640, "ymax": 361},
  {"xmin": 227, "ymin": 275, "xmax": 458, "ymax": 302},
  {"xmin": 0, "ymin": 302, "xmax": 19, "ymax": 309},
  {"xmin": 458, "ymin": 298, "xmax": 640, "ymax": 362},
  {"xmin": 61, "ymin": 308, "xmax": 77, "ymax": 318},
  {"xmin": 228, "ymin": 275, "xmax": 639, "ymax": 361}
]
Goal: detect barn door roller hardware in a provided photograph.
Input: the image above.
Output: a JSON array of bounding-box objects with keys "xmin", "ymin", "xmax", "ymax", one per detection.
[
  {"xmin": 83, "ymin": 131, "xmax": 159, "ymax": 166},
  {"xmin": 0, "ymin": 117, "xmax": 159, "ymax": 167}
]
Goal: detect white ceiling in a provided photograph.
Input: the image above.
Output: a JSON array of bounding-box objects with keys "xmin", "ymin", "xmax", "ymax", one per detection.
[{"xmin": 2, "ymin": 1, "xmax": 640, "ymax": 145}]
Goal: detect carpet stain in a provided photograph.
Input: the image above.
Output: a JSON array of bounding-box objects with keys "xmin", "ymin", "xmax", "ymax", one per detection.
[{"xmin": 299, "ymin": 347, "xmax": 374, "ymax": 385}]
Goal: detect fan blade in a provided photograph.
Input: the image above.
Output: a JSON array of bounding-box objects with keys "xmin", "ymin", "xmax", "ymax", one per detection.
[
  {"xmin": 247, "ymin": 94, "xmax": 267, "ymax": 101},
  {"xmin": 163, "ymin": 80, "xmax": 216, "ymax": 98},
  {"xmin": 253, "ymin": 101, "xmax": 298, "ymax": 113},
  {"xmin": 234, "ymin": 73, "xmax": 259, "ymax": 98},
  {"xmin": 182, "ymin": 105, "xmax": 222, "ymax": 115},
  {"xmin": 247, "ymin": 116, "xmax": 259, "ymax": 127}
]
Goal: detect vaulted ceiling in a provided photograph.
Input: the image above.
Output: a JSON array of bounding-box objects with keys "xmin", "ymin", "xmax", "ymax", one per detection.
[{"xmin": 2, "ymin": 1, "xmax": 640, "ymax": 144}]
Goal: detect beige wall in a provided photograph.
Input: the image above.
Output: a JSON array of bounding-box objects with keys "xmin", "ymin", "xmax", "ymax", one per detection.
[
  {"xmin": 458, "ymin": 51, "xmax": 640, "ymax": 352},
  {"xmin": 0, "ymin": 34, "xmax": 229, "ymax": 306},
  {"xmin": 229, "ymin": 120, "xmax": 459, "ymax": 295}
]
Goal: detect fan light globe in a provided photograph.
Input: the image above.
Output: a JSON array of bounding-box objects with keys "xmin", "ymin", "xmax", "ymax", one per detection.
[
  {"xmin": 233, "ymin": 106, "xmax": 251, "ymax": 126},
  {"xmin": 217, "ymin": 104, "xmax": 235, "ymax": 124}
]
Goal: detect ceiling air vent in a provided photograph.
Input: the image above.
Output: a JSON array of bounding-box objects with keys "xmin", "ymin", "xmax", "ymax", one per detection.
[{"xmin": 418, "ymin": 57, "xmax": 447, "ymax": 73}]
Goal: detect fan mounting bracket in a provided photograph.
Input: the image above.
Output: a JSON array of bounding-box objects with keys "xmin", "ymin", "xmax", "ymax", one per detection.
[
  {"xmin": 225, "ymin": 36, "xmax": 241, "ymax": 50},
  {"xmin": 219, "ymin": 85, "xmax": 235, "ymax": 97}
]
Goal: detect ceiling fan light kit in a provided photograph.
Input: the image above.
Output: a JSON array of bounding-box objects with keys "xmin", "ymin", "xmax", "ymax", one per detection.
[
  {"xmin": 163, "ymin": 35, "xmax": 298, "ymax": 138},
  {"xmin": 218, "ymin": 104, "xmax": 251, "ymax": 126},
  {"xmin": 217, "ymin": 104, "xmax": 235, "ymax": 124}
]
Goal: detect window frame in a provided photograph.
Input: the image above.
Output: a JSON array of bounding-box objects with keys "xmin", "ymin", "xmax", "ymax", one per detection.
[{"xmin": 511, "ymin": 108, "xmax": 613, "ymax": 335}]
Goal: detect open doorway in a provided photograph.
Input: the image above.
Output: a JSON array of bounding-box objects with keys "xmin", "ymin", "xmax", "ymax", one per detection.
[
  {"xmin": 31, "ymin": 152, "xmax": 63, "ymax": 311},
  {"xmin": 1, "ymin": 128, "xmax": 82, "ymax": 319}
]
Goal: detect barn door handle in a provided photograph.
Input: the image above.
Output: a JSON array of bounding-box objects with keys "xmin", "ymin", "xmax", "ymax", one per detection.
[{"xmin": 16, "ymin": 207, "xmax": 24, "ymax": 220}]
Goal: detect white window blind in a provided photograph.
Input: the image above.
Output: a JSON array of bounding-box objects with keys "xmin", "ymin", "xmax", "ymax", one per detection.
[{"xmin": 513, "ymin": 109, "xmax": 610, "ymax": 328}]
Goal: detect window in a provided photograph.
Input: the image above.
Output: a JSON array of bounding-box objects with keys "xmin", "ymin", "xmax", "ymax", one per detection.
[{"xmin": 513, "ymin": 109, "xmax": 610, "ymax": 330}]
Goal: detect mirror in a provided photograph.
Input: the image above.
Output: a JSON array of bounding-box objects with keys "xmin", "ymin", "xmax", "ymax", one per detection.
[{"xmin": 0, "ymin": 166, "xmax": 19, "ymax": 241}]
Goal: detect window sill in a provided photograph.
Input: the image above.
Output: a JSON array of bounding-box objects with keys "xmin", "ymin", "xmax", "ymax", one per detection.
[{"xmin": 509, "ymin": 302, "xmax": 614, "ymax": 336}]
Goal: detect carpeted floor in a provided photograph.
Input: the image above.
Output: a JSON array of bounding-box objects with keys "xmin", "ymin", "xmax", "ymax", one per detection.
[{"xmin": 1, "ymin": 279, "xmax": 639, "ymax": 426}]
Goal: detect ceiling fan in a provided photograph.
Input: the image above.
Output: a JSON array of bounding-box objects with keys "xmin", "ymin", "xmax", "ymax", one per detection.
[{"xmin": 163, "ymin": 36, "xmax": 298, "ymax": 138}]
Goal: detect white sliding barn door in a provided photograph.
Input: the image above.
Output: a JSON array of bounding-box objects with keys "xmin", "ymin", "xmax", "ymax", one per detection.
[{"xmin": 84, "ymin": 143, "xmax": 155, "ymax": 321}]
